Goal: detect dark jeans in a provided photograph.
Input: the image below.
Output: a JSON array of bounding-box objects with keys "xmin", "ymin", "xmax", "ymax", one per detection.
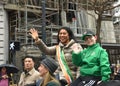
[
  {"xmin": 96, "ymin": 80, "xmax": 120, "ymax": 86},
  {"xmin": 70, "ymin": 76, "xmax": 101, "ymax": 86}
]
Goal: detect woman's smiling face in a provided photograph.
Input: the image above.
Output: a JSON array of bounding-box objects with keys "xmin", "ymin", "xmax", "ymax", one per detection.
[{"xmin": 59, "ymin": 29, "xmax": 70, "ymax": 45}]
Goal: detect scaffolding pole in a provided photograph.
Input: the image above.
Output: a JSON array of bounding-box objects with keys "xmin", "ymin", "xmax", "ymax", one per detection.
[{"xmin": 41, "ymin": 0, "xmax": 46, "ymax": 58}]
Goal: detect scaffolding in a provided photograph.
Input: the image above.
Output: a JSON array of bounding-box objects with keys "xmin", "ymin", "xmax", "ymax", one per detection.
[
  {"xmin": 3, "ymin": 0, "xmax": 115, "ymax": 45},
  {"xmin": 8, "ymin": 0, "xmax": 60, "ymax": 45}
]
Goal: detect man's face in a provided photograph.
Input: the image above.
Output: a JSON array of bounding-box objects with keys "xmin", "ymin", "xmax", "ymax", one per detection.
[
  {"xmin": 24, "ymin": 58, "xmax": 34, "ymax": 71},
  {"xmin": 84, "ymin": 35, "xmax": 97, "ymax": 46}
]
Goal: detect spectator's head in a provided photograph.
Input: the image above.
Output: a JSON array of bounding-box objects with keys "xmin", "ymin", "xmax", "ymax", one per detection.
[
  {"xmin": 38, "ymin": 58, "xmax": 58, "ymax": 77},
  {"xmin": 1, "ymin": 67, "xmax": 7, "ymax": 74},
  {"xmin": 23, "ymin": 56, "xmax": 35, "ymax": 71}
]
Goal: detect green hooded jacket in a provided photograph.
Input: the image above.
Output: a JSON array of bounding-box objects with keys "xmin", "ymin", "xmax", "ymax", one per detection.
[{"xmin": 72, "ymin": 43, "xmax": 111, "ymax": 81}]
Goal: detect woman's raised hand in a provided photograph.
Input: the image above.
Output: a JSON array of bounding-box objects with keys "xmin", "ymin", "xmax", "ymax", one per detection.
[{"xmin": 29, "ymin": 28, "xmax": 39, "ymax": 41}]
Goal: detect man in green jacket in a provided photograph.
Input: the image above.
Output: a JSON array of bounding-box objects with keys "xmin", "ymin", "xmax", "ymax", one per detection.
[{"xmin": 71, "ymin": 31, "xmax": 111, "ymax": 86}]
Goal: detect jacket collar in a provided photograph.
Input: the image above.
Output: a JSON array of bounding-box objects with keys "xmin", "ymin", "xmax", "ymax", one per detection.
[
  {"xmin": 59, "ymin": 39, "xmax": 75, "ymax": 48},
  {"xmin": 24, "ymin": 68, "xmax": 36, "ymax": 76}
]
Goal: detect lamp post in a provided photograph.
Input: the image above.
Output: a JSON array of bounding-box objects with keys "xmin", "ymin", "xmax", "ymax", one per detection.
[{"xmin": 41, "ymin": 0, "xmax": 46, "ymax": 58}]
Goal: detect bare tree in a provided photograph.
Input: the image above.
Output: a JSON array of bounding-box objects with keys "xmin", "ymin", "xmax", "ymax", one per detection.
[{"xmin": 82, "ymin": 0, "xmax": 120, "ymax": 43}]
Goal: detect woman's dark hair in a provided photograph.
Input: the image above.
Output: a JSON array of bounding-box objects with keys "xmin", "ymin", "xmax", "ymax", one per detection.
[{"xmin": 57, "ymin": 27, "xmax": 76, "ymax": 44}]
